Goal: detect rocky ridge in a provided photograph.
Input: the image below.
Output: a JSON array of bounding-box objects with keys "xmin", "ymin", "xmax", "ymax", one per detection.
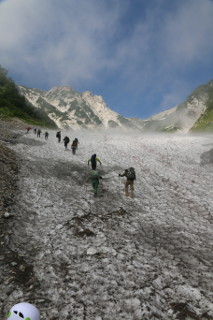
[{"xmin": 18, "ymin": 86, "xmax": 135, "ymax": 130}]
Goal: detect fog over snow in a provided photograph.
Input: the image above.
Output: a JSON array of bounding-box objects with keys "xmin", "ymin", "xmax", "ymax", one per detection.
[{"xmin": 3, "ymin": 129, "xmax": 213, "ymax": 319}]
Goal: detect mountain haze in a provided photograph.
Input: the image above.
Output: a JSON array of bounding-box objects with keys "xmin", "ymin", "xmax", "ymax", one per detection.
[{"xmin": 141, "ymin": 79, "xmax": 213, "ymax": 132}]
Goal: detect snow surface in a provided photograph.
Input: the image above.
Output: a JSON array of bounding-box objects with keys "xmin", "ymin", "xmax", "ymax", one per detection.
[{"xmin": 5, "ymin": 130, "xmax": 213, "ymax": 319}]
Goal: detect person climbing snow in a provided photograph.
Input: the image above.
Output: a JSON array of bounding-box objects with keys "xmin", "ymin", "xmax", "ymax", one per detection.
[
  {"xmin": 88, "ymin": 154, "xmax": 102, "ymax": 170},
  {"xmin": 71, "ymin": 138, "xmax": 78, "ymax": 154},
  {"xmin": 119, "ymin": 167, "xmax": 136, "ymax": 198},
  {"xmin": 63, "ymin": 136, "xmax": 70, "ymax": 150},
  {"xmin": 44, "ymin": 131, "xmax": 49, "ymax": 140},
  {"xmin": 37, "ymin": 128, "xmax": 41, "ymax": 137},
  {"xmin": 88, "ymin": 170, "xmax": 103, "ymax": 196},
  {"xmin": 56, "ymin": 131, "xmax": 61, "ymax": 143},
  {"xmin": 74, "ymin": 138, "xmax": 79, "ymax": 149}
]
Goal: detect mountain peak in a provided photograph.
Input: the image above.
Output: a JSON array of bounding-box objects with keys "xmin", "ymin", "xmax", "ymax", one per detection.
[{"xmin": 18, "ymin": 85, "xmax": 133, "ymax": 130}]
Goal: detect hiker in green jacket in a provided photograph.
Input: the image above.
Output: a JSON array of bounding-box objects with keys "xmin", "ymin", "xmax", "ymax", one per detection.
[{"xmin": 88, "ymin": 170, "xmax": 103, "ymax": 196}]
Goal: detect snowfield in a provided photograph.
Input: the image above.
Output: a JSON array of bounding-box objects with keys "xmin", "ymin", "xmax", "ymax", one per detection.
[{"xmin": 3, "ymin": 130, "xmax": 213, "ymax": 319}]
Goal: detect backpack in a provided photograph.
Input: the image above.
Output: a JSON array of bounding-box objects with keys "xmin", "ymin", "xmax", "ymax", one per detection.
[
  {"xmin": 91, "ymin": 154, "xmax": 96, "ymax": 164},
  {"xmin": 72, "ymin": 140, "xmax": 77, "ymax": 147},
  {"xmin": 56, "ymin": 132, "xmax": 59, "ymax": 138},
  {"xmin": 126, "ymin": 167, "xmax": 136, "ymax": 180}
]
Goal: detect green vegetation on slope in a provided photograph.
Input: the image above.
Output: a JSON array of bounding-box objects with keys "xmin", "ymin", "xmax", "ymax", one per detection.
[
  {"xmin": 191, "ymin": 80, "xmax": 213, "ymax": 132},
  {"xmin": 0, "ymin": 65, "xmax": 57, "ymax": 128}
]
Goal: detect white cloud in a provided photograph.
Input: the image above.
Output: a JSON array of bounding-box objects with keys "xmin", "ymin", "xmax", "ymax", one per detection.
[
  {"xmin": 0, "ymin": 0, "xmax": 212, "ymax": 113},
  {"xmin": 0, "ymin": 0, "xmax": 125, "ymax": 87},
  {"xmin": 161, "ymin": 0, "xmax": 213, "ymax": 64}
]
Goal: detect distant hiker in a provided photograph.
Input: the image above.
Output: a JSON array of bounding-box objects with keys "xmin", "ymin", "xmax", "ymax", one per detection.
[
  {"xmin": 88, "ymin": 154, "xmax": 102, "ymax": 170},
  {"xmin": 88, "ymin": 170, "xmax": 103, "ymax": 196},
  {"xmin": 56, "ymin": 131, "xmax": 61, "ymax": 143},
  {"xmin": 44, "ymin": 131, "xmax": 49, "ymax": 140},
  {"xmin": 6, "ymin": 302, "xmax": 40, "ymax": 320},
  {"xmin": 71, "ymin": 138, "xmax": 78, "ymax": 154},
  {"xmin": 37, "ymin": 129, "xmax": 41, "ymax": 137},
  {"xmin": 63, "ymin": 136, "xmax": 70, "ymax": 150},
  {"xmin": 119, "ymin": 167, "xmax": 136, "ymax": 198},
  {"xmin": 34, "ymin": 128, "xmax": 37, "ymax": 134},
  {"xmin": 74, "ymin": 138, "xmax": 79, "ymax": 149},
  {"xmin": 26, "ymin": 127, "xmax": 31, "ymax": 133}
]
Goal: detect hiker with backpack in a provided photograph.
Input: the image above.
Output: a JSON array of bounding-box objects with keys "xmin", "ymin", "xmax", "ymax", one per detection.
[
  {"xmin": 37, "ymin": 129, "xmax": 41, "ymax": 137},
  {"xmin": 63, "ymin": 136, "xmax": 70, "ymax": 150},
  {"xmin": 44, "ymin": 131, "xmax": 49, "ymax": 140},
  {"xmin": 74, "ymin": 138, "xmax": 79, "ymax": 149},
  {"xmin": 71, "ymin": 138, "xmax": 78, "ymax": 154},
  {"xmin": 56, "ymin": 131, "xmax": 61, "ymax": 143},
  {"xmin": 88, "ymin": 154, "xmax": 102, "ymax": 170},
  {"xmin": 119, "ymin": 167, "xmax": 136, "ymax": 198},
  {"xmin": 87, "ymin": 170, "xmax": 103, "ymax": 196}
]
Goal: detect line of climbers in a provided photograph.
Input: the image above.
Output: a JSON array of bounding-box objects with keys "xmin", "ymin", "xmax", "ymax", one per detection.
[
  {"xmin": 55, "ymin": 132, "xmax": 137, "ymax": 198},
  {"xmin": 26, "ymin": 127, "xmax": 49, "ymax": 140},
  {"xmin": 25, "ymin": 128, "xmax": 136, "ymax": 198}
]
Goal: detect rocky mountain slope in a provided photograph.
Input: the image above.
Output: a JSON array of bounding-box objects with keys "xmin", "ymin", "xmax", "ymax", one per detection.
[
  {"xmin": 18, "ymin": 79, "xmax": 213, "ymax": 132},
  {"xmin": 18, "ymin": 86, "xmax": 135, "ymax": 130},
  {"xmin": 142, "ymin": 79, "xmax": 213, "ymax": 132}
]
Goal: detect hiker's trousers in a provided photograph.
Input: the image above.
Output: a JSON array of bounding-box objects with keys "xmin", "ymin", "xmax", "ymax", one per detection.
[
  {"xmin": 92, "ymin": 180, "xmax": 99, "ymax": 194},
  {"xmin": 125, "ymin": 179, "xmax": 134, "ymax": 196}
]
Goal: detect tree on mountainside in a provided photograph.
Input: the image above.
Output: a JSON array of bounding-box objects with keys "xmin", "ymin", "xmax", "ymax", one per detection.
[{"xmin": 0, "ymin": 65, "xmax": 57, "ymax": 127}]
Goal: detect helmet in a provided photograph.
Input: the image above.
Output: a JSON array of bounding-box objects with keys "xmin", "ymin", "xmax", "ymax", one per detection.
[{"xmin": 7, "ymin": 302, "xmax": 40, "ymax": 320}]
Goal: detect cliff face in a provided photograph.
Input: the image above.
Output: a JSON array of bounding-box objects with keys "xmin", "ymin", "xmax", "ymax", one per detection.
[{"xmin": 18, "ymin": 85, "xmax": 134, "ymax": 130}]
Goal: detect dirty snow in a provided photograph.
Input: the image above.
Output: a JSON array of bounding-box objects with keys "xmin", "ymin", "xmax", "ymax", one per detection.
[{"xmin": 3, "ymin": 130, "xmax": 213, "ymax": 319}]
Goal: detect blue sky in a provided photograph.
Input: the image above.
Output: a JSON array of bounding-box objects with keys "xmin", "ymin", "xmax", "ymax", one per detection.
[{"xmin": 0, "ymin": 0, "xmax": 213, "ymax": 119}]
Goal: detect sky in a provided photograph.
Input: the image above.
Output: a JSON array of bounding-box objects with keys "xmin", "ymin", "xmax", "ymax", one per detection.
[{"xmin": 0, "ymin": 0, "xmax": 213, "ymax": 119}]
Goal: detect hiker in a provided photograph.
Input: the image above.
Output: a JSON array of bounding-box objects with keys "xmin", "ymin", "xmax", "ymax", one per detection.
[
  {"xmin": 88, "ymin": 170, "xmax": 103, "ymax": 196},
  {"xmin": 88, "ymin": 154, "xmax": 102, "ymax": 170},
  {"xmin": 37, "ymin": 129, "xmax": 41, "ymax": 137},
  {"xmin": 74, "ymin": 138, "xmax": 79, "ymax": 149},
  {"xmin": 71, "ymin": 138, "xmax": 78, "ymax": 154},
  {"xmin": 63, "ymin": 136, "xmax": 70, "ymax": 150},
  {"xmin": 56, "ymin": 131, "xmax": 61, "ymax": 143},
  {"xmin": 33, "ymin": 128, "xmax": 37, "ymax": 134},
  {"xmin": 6, "ymin": 302, "xmax": 40, "ymax": 320},
  {"xmin": 119, "ymin": 167, "xmax": 136, "ymax": 198},
  {"xmin": 26, "ymin": 127, "xmax": 31, "ymax": 133},
  {"xmin": 44, "ymin": 131, "xmax": 49, "ymax": 140}
]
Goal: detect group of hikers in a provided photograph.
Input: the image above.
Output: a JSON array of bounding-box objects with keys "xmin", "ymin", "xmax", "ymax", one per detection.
[
  {"xmin": 25, "ymin": 128, "xmax": 136, "ymax": 198},
  {"xmin": 56, "ymin": 131, "xmax": 79, "ymax": 154},
  {"xmin": 27, "ymin": 127, "xmax": 49, "ymax": 140},
  {"xmin": 87, "ymin": 153, "xmax": 136, "ymax": 198}
]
